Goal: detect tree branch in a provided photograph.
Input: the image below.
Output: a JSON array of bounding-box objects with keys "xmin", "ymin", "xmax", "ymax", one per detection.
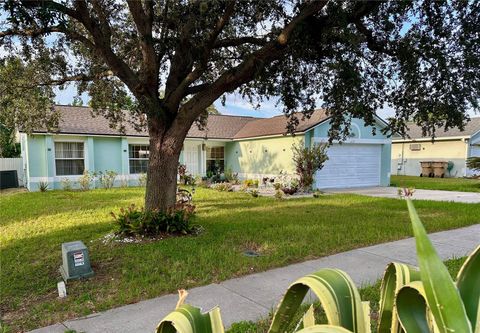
[
  {"xmin": 177, "ymin": 0, "xmax": 329, "ymax": 128},
  {"xmin": 214, "ymin": 36, "xmax": 268, "ymax": 48}
]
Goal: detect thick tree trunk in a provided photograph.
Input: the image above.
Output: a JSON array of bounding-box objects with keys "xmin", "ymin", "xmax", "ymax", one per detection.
[{"xmin": 144, "ymin": 118, "xmax": 185, "ymax": 212}]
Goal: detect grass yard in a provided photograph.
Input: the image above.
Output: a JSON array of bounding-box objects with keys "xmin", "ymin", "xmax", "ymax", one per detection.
[
  {"xmin": 391, "ymin": 175, "xmax": 480, "ymax": 192},
  {"xmin": 1, "ymin": 188, "xmax": 479, "ymax": 331},
  {"xmin": 226, "ymin": 257, "xmax": 467, "ymax": 333}
]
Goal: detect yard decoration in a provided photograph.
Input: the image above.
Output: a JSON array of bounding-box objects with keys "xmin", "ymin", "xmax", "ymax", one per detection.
[{"xmin": 156, "ymin": 199, "xmax": 479, "ymax": 333}]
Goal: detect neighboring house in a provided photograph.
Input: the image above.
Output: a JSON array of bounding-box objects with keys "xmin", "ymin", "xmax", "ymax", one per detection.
[
  {"xmin": 20, "ymin": 105, "xmax": 391, "ymax": 191},
  {"xmin": 391, "ymin": 118, "xmax": 480, "ymax": 177}
]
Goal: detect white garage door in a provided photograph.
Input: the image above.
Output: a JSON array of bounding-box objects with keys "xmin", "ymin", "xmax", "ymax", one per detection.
[{"xmin": 315, "ymin": 144, "xmax": 381, "ymax": 189}]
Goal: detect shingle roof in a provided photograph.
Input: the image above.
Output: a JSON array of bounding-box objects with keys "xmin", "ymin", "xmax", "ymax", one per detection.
[
  {"xmin": 399, "ymin": 118, "xmax": 480, "ymax": 140},
  {"xmin": 30, "ymin": 105, "xmax": 329, "ymax": 140},
  {"xmin": 233, "ymin": 109, "xmax": 328, "ymax": 139}
]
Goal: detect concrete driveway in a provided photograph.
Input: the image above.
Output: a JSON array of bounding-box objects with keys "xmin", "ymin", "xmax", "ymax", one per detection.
[{"xmin": 326, "ymin": 186, "xmax": 480, "ymax": 203}]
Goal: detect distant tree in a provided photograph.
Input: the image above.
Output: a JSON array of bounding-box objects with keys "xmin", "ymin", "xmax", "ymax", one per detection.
[
  {"xmin": 1, "ymin": 1, "xmax": 479, "ymax": 212},
  {"xmin": 0, "ymin": 125, "xmax": 20, "ymax": 158}
]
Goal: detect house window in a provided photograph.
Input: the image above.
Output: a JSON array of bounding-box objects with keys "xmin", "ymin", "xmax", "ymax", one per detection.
[
  {"xmin": 129, "ymin": 144, "xmax": 149, "ymax": 174},
  {"xmin": 55, "ymin": 142, "xmax": 85, "ymax": 176},
  {"xmin": 206, "ymin": 146, "xmax": 224, "ymax": 174}
]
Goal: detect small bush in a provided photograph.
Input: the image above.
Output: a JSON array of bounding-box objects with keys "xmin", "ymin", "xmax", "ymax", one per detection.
[
  {"xmin": 243, "ymin": 179, "xmax": 259, "ymax": 188},
  {"xmin": 224, "ymin": 168, "xmax": 239, "ymax": 184},
  {"xmin": 38, "ymin": 181, "xmax": 49, "ymax": 192},
  {"xmin": 313, "ymin": 190, "xmax": 323, "ymax": 198},
  {"xmin": 250, "ymin": 189, "xmax": 259, "ymax": 198},
  {"xmin": 273, "ymin": 182, "xmax": 282, "ymax": 190},
  {"xmin": 97, "ymin": 170, "xmax": 117, "ymax": 189},
  {"xmin": 61, "ymin": 178, "xmax": 72, "ymax": 191},
  {"xmin": 292, "ymin": 140, "xmax": 328, "ymax": 191},
  {"xmin": 274, "ymin": 189, "xmax": 284, "ymax": 200},
  {"xmin": 212, "ymin": 182, "xmax": 233, "ymax": 192},
  {"xmin": 112, "ymin": 203, "xmax": 197, "ymax": 237},
  {"xmin": 138, "ymin": 173, "xmax": 147, "ymax": 187},
  {"xmin": 79, "ymin": 170, "xmax": 94, "ymax": 191}
]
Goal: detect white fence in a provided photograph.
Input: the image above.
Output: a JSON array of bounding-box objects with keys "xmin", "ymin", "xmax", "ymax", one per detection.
[{"xmin": 0, "ymin": 158, "xmax": 24, "ymax": 186}]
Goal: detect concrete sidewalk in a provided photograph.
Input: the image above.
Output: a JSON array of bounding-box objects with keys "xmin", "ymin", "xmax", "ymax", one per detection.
[
  {"xmin": 326, "ymin": 186, "xmax": 480, "ymax": 203},
  {"xmin": 31, "ymin": 224, "xmax": 480, "ymax": 333}
]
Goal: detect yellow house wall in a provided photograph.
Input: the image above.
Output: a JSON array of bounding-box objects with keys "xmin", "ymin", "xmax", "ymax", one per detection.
[
  {"xmin": 391, "ymin": 140, "xmax": 468, "ymax": 177},
  {"xmin": 225, "ymin": 135, "xmax": 304, "ymax": 179}
]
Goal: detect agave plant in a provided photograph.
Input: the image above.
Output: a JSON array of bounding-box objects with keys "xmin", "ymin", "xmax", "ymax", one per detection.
[{"xmin": 156, "ymin": 198, "xmax": 479, "ymax": 333}]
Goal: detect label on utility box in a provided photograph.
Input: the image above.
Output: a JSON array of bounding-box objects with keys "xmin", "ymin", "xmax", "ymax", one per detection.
[{"xmin": 73, "ymin": 251, "xmax": 85, "ymax": 267}]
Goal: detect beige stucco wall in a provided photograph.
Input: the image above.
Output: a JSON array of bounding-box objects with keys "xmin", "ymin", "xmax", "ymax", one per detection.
[
  {"xmin": 225, "ymin": 135, "xmax": 304, "ymax": 179},
  {"xmin": 391, "ymin": 139, "xmax": 468, "ymax": 177}
]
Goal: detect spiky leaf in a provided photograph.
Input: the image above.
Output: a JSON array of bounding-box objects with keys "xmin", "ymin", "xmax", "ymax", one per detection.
[
  {"xmin": 156, "ymin": 304, "xmax": 224, "ymax": 333},
  {"xmin": 456, "ymin": 245, "xmax": 480, "ymax": 333},
  {"xmin": 406, "ymin": 199, "xmax": 471, "ymax": 333},
  {"xmin": 268, "ymin": 269, "xmax": 368, "ymax": 333},
  {"xmin": 378, "ymin": 262, "xmax": 421, "ymax": 333}
]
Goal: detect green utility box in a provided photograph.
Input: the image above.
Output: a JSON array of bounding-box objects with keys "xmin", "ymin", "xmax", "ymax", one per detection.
[{"xmin": 59, "ymin": 241, "xmax": 94, "ymax": 281}]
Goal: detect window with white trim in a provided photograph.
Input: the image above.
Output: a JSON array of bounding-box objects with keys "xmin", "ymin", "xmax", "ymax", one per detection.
[
  {"xmin": 206, "ymin": 146, "xmax": 224, "ymax": 174},
  {"xmin": 55, "ymin": 142, "xmax": 85, "ymax": 175},
  {"xmin": 129, "ymin": 144, "xmax": 149, "ymax": 174}
]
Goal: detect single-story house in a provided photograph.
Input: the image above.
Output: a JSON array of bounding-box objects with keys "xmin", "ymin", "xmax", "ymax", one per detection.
[
  {"xmin": 391, "ymin": 118, "xmax": 480, "ymax": 177},
  {"xmin": 20, "ymin": 105, "xmax": 391, "ymax": 191}
]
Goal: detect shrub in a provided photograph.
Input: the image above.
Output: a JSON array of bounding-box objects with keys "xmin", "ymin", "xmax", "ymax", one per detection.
[
  {"xmin": 61, "ymin": 178, "xmax": 72, "ymax": 191},
  {"xmin": 274, "ymin": 189, "xmax": 284, "ymax": 200},
  {"xmin": 211, "ymin": 182, "xmax": 233, "ymax": 192},
  {"xmin": 78, "ymin": 170, "xmax": 94, "ymax": 191},
  {"xmin": 157, "ymin": 199, "xmax": 480, "ymax": 333},
  {"xmin": 97, "ymin": 170, "xmax": 117, "ymax": 189},
  {"xmin": 466, "ymin": 156, "xmax": 480, "ymax": 171},
  {"xmin": 112, "ymin": 202, "xmax": 197, "ymax": 237},
  {"xmin": 38, "ymin": 181, "xmax": 49, "ymax": 192},
  {"xmin": 243, "ymin": 179, "xmax": 259, "ymax": 188},
  {"xmin": 312, "ymin": 190, "xmax": 323, "ymax": 198},
  {"xmin": 224, "ymin": 168, "xmax": 239, "ymax": 184},
  {"xmin": 249, "ymin": 189, "xmax": 259, "ymax": 197},
  {"xmin": 273, "ymin": 182, "xmax": 282, "ymax": 191},
  {"xmin": 292, "ymin": 140, "xmax": 328, "ymax": 191},
  {"xmin": 138, "ymin": 173, "xmax": 147, "ymax": 187}
]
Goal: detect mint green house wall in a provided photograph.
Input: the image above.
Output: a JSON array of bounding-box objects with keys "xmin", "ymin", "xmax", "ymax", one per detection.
[
  {"xmin": 225, "ymin": 135, "xmax": 304, "ymax": 178},
  {"xmin": 23, "ymin": 134, "xmax": 129, "ymax": 190},
  {"xmin": 93, "ymin": 137, "xmax": 123, "ymax": 173}
]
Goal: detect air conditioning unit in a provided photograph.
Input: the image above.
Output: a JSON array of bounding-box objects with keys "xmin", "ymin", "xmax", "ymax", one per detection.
[{"xmin": 409, "ymin": 143, "xmax": 421, "ymax": 151}]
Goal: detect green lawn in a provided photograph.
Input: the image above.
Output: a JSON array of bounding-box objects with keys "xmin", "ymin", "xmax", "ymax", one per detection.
[
  {"xmin": 391, "ymin": 175, "xmax": 480, "ymax": 192},
  {"xmin": 227, "ymin": 257, "xmax": 467, "ymax": 333},
  {"xmin": 1, "ymin": 188, "xmax": 479, "ymax": 331}
]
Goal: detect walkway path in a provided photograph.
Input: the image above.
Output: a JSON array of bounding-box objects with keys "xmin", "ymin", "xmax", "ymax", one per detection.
[
  {"xmin": 326, "ymin": 186, "xmax": 480, "ymax": 203},
  {"xmin": 31, "ymin": 224, "xmax": 480, "ymax": 333}
]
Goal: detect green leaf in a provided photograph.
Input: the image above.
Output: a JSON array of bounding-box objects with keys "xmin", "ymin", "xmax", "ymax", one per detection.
[
  {"xmin": 456, "ymin": 245, "xmax": 480, "ymax": 333},
  {"xmin": 295, "ymin": 324, "xmax": 354, "ymax": 333},
  {"xmin": 268, "ymin": 269, "xmax": 368, "ymax": 333},
  {"xmin": 378, "ymin": 262, "xmax": 421, "ymax": 333},
  {"xmin": 406, "ymin": 199, "xmax": 471, "ymax": 333},
  {"xmin": 156, "ymin": 304, "xmax": 224, "ymax": 333},
  {"xmin": 396, "ymin": 281, "xmax": 433, "ymax": 332}
]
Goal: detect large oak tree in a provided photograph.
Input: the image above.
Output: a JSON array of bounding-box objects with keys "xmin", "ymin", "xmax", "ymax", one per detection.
[{"xmin": 1, "ymin": 0, "xmax": 478, "ymax": 211}]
